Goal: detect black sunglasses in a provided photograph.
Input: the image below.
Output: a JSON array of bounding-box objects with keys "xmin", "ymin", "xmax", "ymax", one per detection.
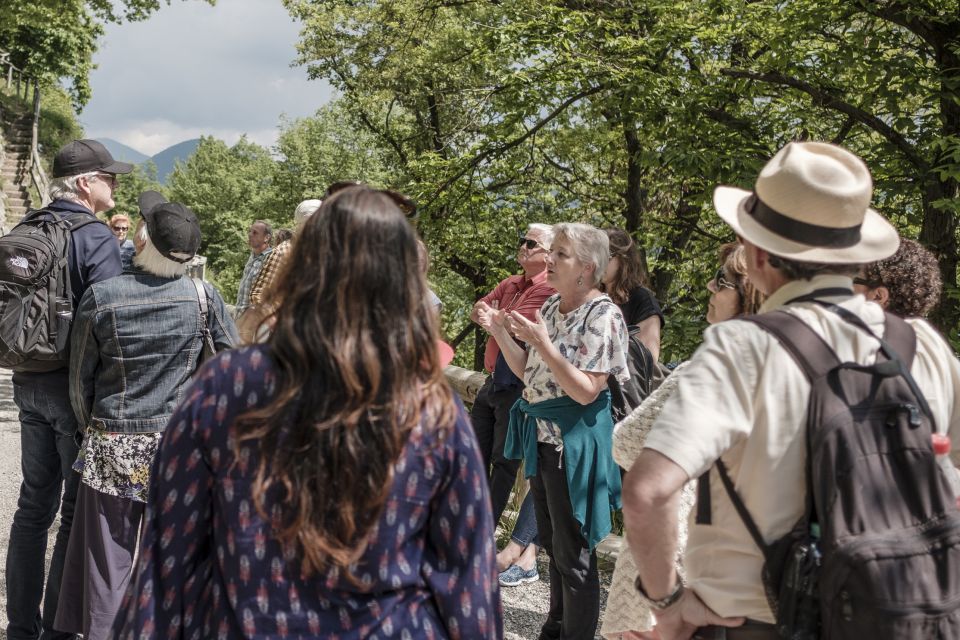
[
  {"xmin": 324, "ymin": 180, "xmax": 418, "ymax": 220},
  {"xmin": 518, "ymin": 236, "xmax": 543, "ymax": 250},
  {"xmin": 853, "ymin": 276, "xmax": 882, "ymax": 288},
  {"xmin": 713, "ymin": 267, "xmax": 738, "ymax": 291}
]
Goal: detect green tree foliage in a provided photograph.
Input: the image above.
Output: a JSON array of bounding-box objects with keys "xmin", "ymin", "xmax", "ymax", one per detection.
[
  {"xmin": 282, "ymin": 0, "xmax": 960, "ymax": 362},
  {"xmin": 166, "ymin": 136, "xmax": 279, "ymax": 301},
  {"xmin": 111, "ymin": 161, "xmax": 162, "ymax": 222},
  {"xmin": 271, "ymin": 102, "xmax": 393, "ymax": 220}
]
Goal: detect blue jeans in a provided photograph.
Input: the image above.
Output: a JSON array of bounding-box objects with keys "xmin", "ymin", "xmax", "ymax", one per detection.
[
  {"xmin": 6, "ymin": 381, "xmax": 80, "ymax": 640},
  {"xmin": 510, "ymin": 491, "xmax": 539, "ymax": 547}
]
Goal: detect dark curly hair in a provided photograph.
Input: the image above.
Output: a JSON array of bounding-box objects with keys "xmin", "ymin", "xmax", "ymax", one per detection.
[{"xmin": 861, "ymin": 238, "xmax": 941, "ymax": 318}]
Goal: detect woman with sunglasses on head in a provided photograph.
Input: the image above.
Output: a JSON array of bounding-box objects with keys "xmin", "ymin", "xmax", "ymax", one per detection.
[
  {"xmin": 110, "ymin": 187, "xmax": 501, "ymax": 639},
  {"xmin": 602, "ymin": 229, "xmax": 664, "ymax": 362},
  {"xmin": 478, "ymin": 222, "xmax": 630, "ymax": 640},
  {"xmin": 601, "ymin": 243, "xmax": 764, "ymax": 640}
]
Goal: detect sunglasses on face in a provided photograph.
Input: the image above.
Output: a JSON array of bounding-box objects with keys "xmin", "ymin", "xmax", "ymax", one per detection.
[
  {"xmin": 713, "ymin": 268, "xmax": 738, "ymax": 291},
  {"xmin": 518, "ymin": 236, "xmax": 543, "ymax": 250},
  {"xmin": 853, "ymin": 276, "xmax": 882, "ymax": 288},
  {"xmin": 111, "ymin": 226, "xmax": 129, "ymax": 232},
  {"xmin": 93, "ymin": 173, "xmax": 118, "ymax": 187},
  {"xmin": 324, "ymin": 180, "xmax": 418, "ymax": 220}
]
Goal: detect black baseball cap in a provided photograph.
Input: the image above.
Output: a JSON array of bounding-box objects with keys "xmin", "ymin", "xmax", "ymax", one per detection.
[
  {"xmin": 138, "ymin": 191, "xmax": 202, "ymax": 263},
  {"xmin": 53, "ymin": 139, "xmax": 134, "ymax": 178}
]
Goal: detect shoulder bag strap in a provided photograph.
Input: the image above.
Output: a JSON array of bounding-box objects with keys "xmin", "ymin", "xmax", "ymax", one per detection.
[{"xmin": 699, "ymin": 311, "xmax": 828, "ymax": 548}]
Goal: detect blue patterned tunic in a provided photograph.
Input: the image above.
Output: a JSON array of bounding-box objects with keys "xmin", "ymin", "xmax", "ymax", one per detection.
[{"xmin": 110, "ymin": 345, "xmax": 502, "ymax": 639}]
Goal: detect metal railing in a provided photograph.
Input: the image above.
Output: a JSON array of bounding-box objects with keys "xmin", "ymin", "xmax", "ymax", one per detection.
[{"xmin": 0, "ymin": 51, "xmax": 48, "ymax": 213}]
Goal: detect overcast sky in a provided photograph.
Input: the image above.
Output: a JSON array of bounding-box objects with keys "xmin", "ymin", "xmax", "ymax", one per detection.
[{"xmin": 80, "ymin": 0, "xmax": 333, "ymax": 156}]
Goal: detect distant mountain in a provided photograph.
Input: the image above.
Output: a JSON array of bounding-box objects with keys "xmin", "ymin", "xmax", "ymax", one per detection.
[
  {"xmin": 149, "ymin": 138, "xmax": 200, "ymax": 183},
  {"xmin": 97, "ymin": 138, "xmax": 150, "ymax": 164},
  {"xmin": 94, "ymin": 138, "xmax": 201, "ymax": 184}
]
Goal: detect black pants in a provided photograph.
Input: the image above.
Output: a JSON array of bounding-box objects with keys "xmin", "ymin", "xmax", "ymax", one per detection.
[
  {"xmin": 469, "ymin": 378, "xmax": 524, "ymax": 524},
  {"xmin": 529, "ymin": 444, "xmax": 599, "ymax": 640}
]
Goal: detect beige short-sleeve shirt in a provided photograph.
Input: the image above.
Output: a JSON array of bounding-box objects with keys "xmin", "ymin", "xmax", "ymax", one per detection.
[{"xmin": 643, "ymin": 275, "xmax": 960, "ymax": 623}]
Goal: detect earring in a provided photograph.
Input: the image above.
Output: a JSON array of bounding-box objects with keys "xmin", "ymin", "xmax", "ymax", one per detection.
[{"xmin": 577, "ymin": 275, "xmax": 584, "ymax": 287}]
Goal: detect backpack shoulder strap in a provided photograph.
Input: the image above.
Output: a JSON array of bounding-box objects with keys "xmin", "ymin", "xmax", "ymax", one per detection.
[
  {"xmin": 191, "ymin": 277, "xmax": 209, "ymax": 319},
  {"xmin": 63, "ymin": 211, "xmax": 102, "ymax": 233},
  {"xmin": 741, "ymin": 310, "xmax": 840, "ymax": 382}
]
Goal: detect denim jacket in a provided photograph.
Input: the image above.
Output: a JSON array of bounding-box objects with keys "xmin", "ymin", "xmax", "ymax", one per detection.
[{"xmin": 69, "ymin": 265, "xmax": 239, "ymax": 434}]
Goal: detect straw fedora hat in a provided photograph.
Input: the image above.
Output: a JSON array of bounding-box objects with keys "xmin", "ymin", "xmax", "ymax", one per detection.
[{"xmin": 714, "ymin": 141, "xmax": 899, "ymax": 264}]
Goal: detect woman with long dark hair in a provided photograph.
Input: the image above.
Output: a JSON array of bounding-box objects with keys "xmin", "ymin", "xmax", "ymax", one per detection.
[
  {"xmin": 602, "ymin": 228, "xmax": 664, "ymax": 362},
  {"xmin": 110, "ymin": 187, "xmax": 501, "ymax": 639}
]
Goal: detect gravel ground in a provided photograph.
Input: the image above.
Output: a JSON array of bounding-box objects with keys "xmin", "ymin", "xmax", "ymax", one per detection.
[{"xmin": 0, "ymin": 365, "xmax": 611, "ymax": 639}]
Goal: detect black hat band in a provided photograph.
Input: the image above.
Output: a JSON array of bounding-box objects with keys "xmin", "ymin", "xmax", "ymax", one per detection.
[{"xmin": 745, "ymin": 193, "xmax": 862, "ymax": 248}]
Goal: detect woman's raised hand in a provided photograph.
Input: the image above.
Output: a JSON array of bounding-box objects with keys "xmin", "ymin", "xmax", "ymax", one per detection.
[
  {"xmin": 507, "ymin": 310, "xmax": 550, "ymax": 350},
  {"xmin": 475, "ymin": 301, "xmax": 509, "ymax": 333}
]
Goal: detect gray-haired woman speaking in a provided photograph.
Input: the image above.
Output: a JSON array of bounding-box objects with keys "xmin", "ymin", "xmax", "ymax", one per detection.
[{"xmin": 477, "ymin": 221, "xmax": 630, "ymax": 640}]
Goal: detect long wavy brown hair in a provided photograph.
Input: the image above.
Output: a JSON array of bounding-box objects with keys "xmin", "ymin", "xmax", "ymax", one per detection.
[
  {"xmin": 603, "ymin": 228, "xmax": 650, "ymax": 304},
  {"xmin": 234, "ymin": 187, "xmax": 457, "ymax": 578}
]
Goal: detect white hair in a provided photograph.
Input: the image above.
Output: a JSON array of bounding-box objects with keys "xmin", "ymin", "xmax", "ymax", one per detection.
[
  {"xmin": 133, "ymin": 222, "xmax": 189, "ymax": 278},
  {"xmin": 552, "ymin": 222, "xmax": 609, "ymax": 287},
  {"xmin": 527, "ymin": 223, "xmax": 554, "ymax": 248},
  {"xmin": 47, "ymin": 171, "xmax": 99, "ymax": 202}
]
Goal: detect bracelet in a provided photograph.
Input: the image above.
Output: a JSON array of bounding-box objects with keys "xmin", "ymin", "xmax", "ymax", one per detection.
[{"xmin": 634, "ymin": 575, "xmax": 685, "ymax": 611}]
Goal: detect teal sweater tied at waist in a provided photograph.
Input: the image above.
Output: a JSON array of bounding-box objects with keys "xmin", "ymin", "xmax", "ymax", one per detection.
[{"xmin": 504, "ymin": 390, "xmax": 621, "ymax": 550}]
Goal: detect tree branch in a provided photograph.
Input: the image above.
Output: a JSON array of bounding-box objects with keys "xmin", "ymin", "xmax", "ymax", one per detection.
[
  {"xmin": 425, "ymin": 84, "xmax": 606, "ymax": 208},
  {"xmin": 721, "ymin": 68, "xmax": 927, "ymax": 170}
]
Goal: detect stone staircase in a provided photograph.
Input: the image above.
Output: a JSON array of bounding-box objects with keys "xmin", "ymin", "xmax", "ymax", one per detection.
[{"xmin": 1, "ymin": 110, "xmax": 33, "ymax": 230}]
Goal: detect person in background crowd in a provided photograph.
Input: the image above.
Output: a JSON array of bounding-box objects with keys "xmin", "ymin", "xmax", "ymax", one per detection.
[
  {"xmin": 602, "ymin": 228, "xmax": 664, "ymax": 361},
  {"xmin": 234, "ymin": 220, "xmax": 273, "ymax": 339},
  {"xmin": 479, "ymin": 222, "xmax": 629, "ymax": 640},
  {"xmin": 55, "ymin": 192, "xmax": 237, "ymax": 640},
  {"xmin": 622, "ymin": 141, "xmax": 960, "ymax": 640},
  {"xmin": 6, "ymin": 139, "xmax": 130, "ymax": 640},
  {"xmin": 111, "ymin": 186, "xmax": 501, "ymax": 639},
  {"xmin": 601, "ymin": 243, "xmax": 764, "ymax": 640},
  {"xmin": 417, "ymin": 238, "xmax": 443, "ymax": 314},
  {"xmin": 470, "ymin": 224, "xmax": 555, "ymax": 586},
  {"xmin": 854, "ymin": 237, "xmax": 942, "ymax": 319},
  {"xmin": 273, "ymin": 228, "xmax": 293, "ymax": 245},
  {"xmin": 239, "ymin": 201, "xmax": 320, "ymax": 342},
  {"xmin": 109, "ymin": 214, "xmax": 135, "ymax": 268}
]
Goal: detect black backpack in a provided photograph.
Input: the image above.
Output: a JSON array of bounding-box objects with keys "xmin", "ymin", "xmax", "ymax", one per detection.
[
  {"xmin": 608, "ymin": 324, "xmax": 659, "ymax": 422},
  {"xmin": 0, "ymin": 208, "xmax": 98, "ymax": 372},
  {"xmin": 712, "ymin": 306, "xmax": 960, "ymax": 639}
]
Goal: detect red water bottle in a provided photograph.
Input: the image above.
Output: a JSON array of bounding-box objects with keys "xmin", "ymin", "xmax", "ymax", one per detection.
[{"xmin": 932, "ymin": 433, "xmax": 960, "ymax": 509}]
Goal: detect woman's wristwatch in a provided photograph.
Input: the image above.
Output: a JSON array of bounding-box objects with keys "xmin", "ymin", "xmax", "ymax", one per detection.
[{"xmin": 634, "ymin": 575, "xmax": 685, "ymax": 611}]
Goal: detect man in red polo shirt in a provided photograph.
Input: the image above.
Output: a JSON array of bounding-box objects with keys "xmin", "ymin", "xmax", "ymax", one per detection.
[{"xmin": 470, "ymin": 223, "xmax": 556, "ymax": 527}]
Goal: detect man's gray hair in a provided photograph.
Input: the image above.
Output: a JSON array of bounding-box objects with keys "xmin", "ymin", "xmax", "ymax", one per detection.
[
  {"xmin": 552, "ymin": 222, "xmax": 609, "ymax": 287},
  {"xmin": 767, "ymin": 254, "xmax": 862, "ymax": 281},
  {"xmin": 47, "ymin": 171, "xmax": 99, "ymax": 203},
  {"xmin": 133, "ymin": 222, "xmax": 189, "ymax": 278},
  {"xmin": 527, "ymin": 223, "xmax": 554, "ymax": 248}
]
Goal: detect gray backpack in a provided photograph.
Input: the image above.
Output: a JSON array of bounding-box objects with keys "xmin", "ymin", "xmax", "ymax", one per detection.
[
  {"xmin": 0, "ymin": 209, "xmax": 97, "ymax": 372},
  {"xmin": 712, "ymin": 305, "xmax": 960, "ymax": 639}
]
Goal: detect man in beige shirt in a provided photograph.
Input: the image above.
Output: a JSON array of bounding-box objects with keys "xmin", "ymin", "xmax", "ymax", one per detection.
[{"xmin": 621, "ymin": 141, "xmax": 960, "ymax": 640}]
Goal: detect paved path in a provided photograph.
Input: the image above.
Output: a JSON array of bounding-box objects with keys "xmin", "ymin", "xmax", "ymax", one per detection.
[{"xmin": 0, "ymin": 367, "xmax": 609, "ymax": 638}]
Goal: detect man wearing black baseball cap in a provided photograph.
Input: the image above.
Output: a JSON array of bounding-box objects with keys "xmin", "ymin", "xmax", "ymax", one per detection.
[
  {"xmin": 6, "ymin": 140, "xmax": 131, "ymax": 639},
  {"xmin": 55, "ymin": 191, "xmax": 237, "ymax": 639}
]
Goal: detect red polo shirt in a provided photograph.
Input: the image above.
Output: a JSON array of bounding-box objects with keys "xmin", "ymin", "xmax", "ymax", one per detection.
[{"xmin": 479, "ymin": 270, "xmax": 555, "ymax": 372}]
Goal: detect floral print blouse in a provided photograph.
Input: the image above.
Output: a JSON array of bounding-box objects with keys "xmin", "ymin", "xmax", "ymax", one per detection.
[
  {"xmin": 522, "ymin": 294, "xmax": 630, "ymax": 444},
  {"xmin": 110, "ymin": 345, "xmax": 502, "ymax": 640},
  {"xmin": 73, "ymin": 430, "xmax": 162, "ymax": 503}
]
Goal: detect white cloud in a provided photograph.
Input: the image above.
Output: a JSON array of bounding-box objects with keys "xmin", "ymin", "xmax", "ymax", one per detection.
[
  {"xmin": 87, "ymin": 119, "xmax": 282, "ymax": 156},
  {"xmin": 79, "ymin": 0, "xmax": 332, "ymax": 156}
]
